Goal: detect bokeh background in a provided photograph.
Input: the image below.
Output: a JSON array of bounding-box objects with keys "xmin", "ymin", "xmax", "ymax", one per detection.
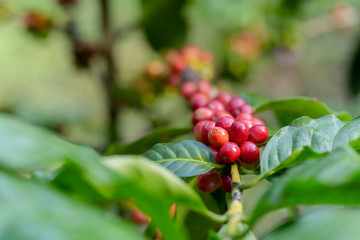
[{"xmin": 1, "ymin": 0, "xmax": 360, "ymax": 237}]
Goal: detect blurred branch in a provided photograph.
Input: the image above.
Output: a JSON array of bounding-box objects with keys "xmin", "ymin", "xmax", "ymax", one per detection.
[{"xmin": 100, "ymin": 0, "xmax": 119, "ymax": 145}]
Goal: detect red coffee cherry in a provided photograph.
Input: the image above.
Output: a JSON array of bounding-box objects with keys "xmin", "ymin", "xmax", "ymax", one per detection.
[
  {"xmin": 229, "ymin": 121, "xmax": 249, "ymax": 144},
  {"xmin": 212, "ymin": 111, "xmax": 233, "ymax": 121},
  {"xmin": 248, "ymin": 125, "xmax": 269, "ymax": 144},
  {"xmin": 194, "ymin": 120, "xmax": 208, "ymax": 142},
  {"xmin": 240, "ymin": 141, "xmax": 260, "ymax": 164},
  {"xmin": 131, "ymin": 210, "xmax": 150, "ymax": 224},
  {"xmin": 209, "ymin": 146, "xmax": 222, "ymax": 164},
  {"xmin": 167, "ymin": 73, "xmax": 181, "ymax": 86},
  {"xmin": 227, "ymin": 96, "xmax": 246, "ymax": 110},
  {"xmin": 171, "ymin": 55, "xmax": 187, "ymax": 73},
  {"xmin": 219, "ymin": 142, "xmax": 241, "ymax": 164},
  {"xmin": 208, "ymin": 127, "xmax": 229, "ymax": 147},
  {"xmin": 197, "ymin": 171, "xmax": 220, "ymax": 193},
  {"xmin": 239, "ymin": 104, "xmax": 254, "ymax": 115},
  {"xmin": 192, "ymin": 107, "xmax": 214, "ymax": 125},
  {"xmin": 220, "ymin": 173, "xmax": 232, "ymax": 193},
  {"xmin": 235, "ymin": 113, "xmax": 254, "ymax": 129},
  {"xmin": 180, "ymin": 81, "xmax": 198, "ymax": 100},
  {"xmin": 197, "ymin": 80, "xmax": 212, "ymax": 97},
  {"xmin": 190, "ymin": 93, "xmax": 209, "ymax": 110},
  {"xmin": 253, "ymin": 118, "xmax": 266, "ymax": 126},
  {"xmin": 216, "ymin": 116, "xmax": 235, "ymax": 131},
  {"xmin": 215, "ymin": 92, "xmax": 232, "ymax": 106},
  {"xmin": 235, "ymin": 113, "xmax": 254, "ymax": 122},
  {"xmin": 206, "ymin": 100, "xmax": 225, "ymax": 112},
  {"xmin": 200, "ymin": 121, "xmax": 216, "ymax": 145},
  {"xmin": 228, "ymin": 107, "xmax": 242, "ymax": 118}
]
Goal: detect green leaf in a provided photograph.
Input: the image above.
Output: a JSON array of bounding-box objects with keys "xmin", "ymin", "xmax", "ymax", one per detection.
[
  {"xmin": 255, "ymin": 97, "xmax": 351, "ymax": 125},
  {"xmin": 239, "ymin": 91, "xmax": 270, "ymax": 109},
  {"xmin": 333, "ymin": 116, "xmax": 360, "ymax": 149},
  {"xmin": 103, "ymin": 155, "xmax": 212, "ymax": 240},
  {"xmin": 0, "ymin": 171, "xmax": 142, "ymax": 240},
  {"xmin": 140, "ymin": 0, "xmax": 187, "ymax": 50},
  {"xmin": 107, "ymin": 127, "xmax": 192, "ymax": 155},
  {"xmin": 249, "ymin": 146, "xmax": 360, "ymax": 226},
  {"xmin": 261, "ymin": 114, "xmax": 344, "ymax": 175},
  {"xmin": 143, "ymin": 140, "xmax": 221, "ymax": 177},
  {"xmin": 0, "ymin": 113, "xmax": 205, "ymax": 240},
  {"xmin": 262, "ymin": 208, "xmax": 360, "ymax": 240},
  {"xmin": 0, "ymin": 112, "xmax": 80, "ymax": 171}
]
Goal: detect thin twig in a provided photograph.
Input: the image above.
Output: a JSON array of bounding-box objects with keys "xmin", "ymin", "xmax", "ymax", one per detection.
[{"xmin": 99, "ymin": 0, "xmax": 119, "ymax": 144}]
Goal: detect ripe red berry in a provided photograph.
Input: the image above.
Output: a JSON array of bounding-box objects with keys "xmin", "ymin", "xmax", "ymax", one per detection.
[
  {"xmin": 229, "ymin": 121, "xmax": 249, "ymax": 144},
  {"xmin": 208, "ymin": 127, "xmax": 229, "ymax": 147},
  {"xmin": 220, "ymin": 173, "xmax": 232, "ymax": 193},
  {"xmin": 239, "ymin": 104, "xmax": 254, "ymax": 115},
  {"xmin": 200, "ymin": 121, "xmax": 216, "ymax": 145},
  {"xmin": 131, "ymin": 210, "xmax": 150, "ymax": 224},
  {"xmin": 240, "ymin": 141, "xmax": 260, "ymax": 164},
  {"xmin": 172, "ymin": 55, "xmax": 187, "ymax": 72},
  {"xmin": 190, "ymin": 93, "xmax": 208, "ymax": 110},
  {"xmin": 215, "ymin": 92, "xmax": 232, "ymax": 106},
  {"xmin": 192, "ymin": 107, "xmax": 214, "ymax": 125},
  {"xmin": 197, "ymin": 171, "xmax": 220, "ymax": 193},
  {"xmin": 209, "ymin": 146, "xmax": 222, "ymax": 164},
  {"xmin": 206, "ymin": 100, "xmax": 225, "ymax": 112},
  {"xmin": 212, "ymin": 111, "xmax": 233, "ymax": 121},
  {"xmin": 253, "ymin": 118, "xmax": 266, "ymax": 126},
  {"xmin": 194, "ymin": 120, "xmax": 207, "ymax": 142},
  {"xmin": 180, "ymin": 81, "xmax": 198, "ymax": 100},
  {"xmin": 248, "ymin": 125, "xmax": 269, "ymax": 144},
  {"xmin": 235, "ymin": 113, "xmax": 254, "ymax": 129},
  {"xmin": 219, "ymin": 142, "xmax": 241, "ymax": 164},
  {"xmin": 167, "ymin": 73, "xmax": 181, "ymax": 86},
  {"xmin": 235, "ymin": 113, "xmax": 254, "ymax": 122},
  {"xmin": 228, "ymin": 107, "xmax": 242, "ymax": 118},
  {"xmin": 216, "ymin": 116, "xmax": 235, "ymax": 131},
  {"xmin": 227, "ymin": 96, "xmax": 246, "ymax": 110},
  {"xmin": 197, "ymin": 80, "xmax": 212, "ymax": 97}
]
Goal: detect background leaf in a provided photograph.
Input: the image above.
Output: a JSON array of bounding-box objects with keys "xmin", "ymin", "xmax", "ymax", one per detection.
[
  {"xmin": 249, "ymin": 146, "xmax": 360, "ymax": 226},
  {"xmin": 143, "ymin": 140, "xmax": 220, "ymax": 177},
  {"xmin": 0, "ymin": 171, "xmax": 142, "ymax": 240},
  {"xmin": 107, "ymin": 127, "xmax": 192, "ymax": 155},
  {"xmin": 140, "ymin": 0, "xmax": 188, "ymax": 50},
  {"xmin": 262, "ymin": 208, "xmax": 360, "ymax": 240},
  {"xmin": 239, "ymin": 91, "xmax": 270, "ymax": 109},
  {"xmin": 255, "ymin": 97, "xmax": 351, "ymax": 126}
]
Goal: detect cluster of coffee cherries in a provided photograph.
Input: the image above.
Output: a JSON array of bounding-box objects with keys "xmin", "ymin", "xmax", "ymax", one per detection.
[
  {"xmin": 179, "ymin": 80, "xmax": 269, "ymax": 193},
  {"xmin": 165, "ymin": 45, "xmax": 214, "ymax": 86}
]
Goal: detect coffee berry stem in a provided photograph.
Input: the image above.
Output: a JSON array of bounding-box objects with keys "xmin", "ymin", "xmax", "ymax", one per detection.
[{"xmin": 226, "ymin": 164, "xmax": 244, "ymax": 237}]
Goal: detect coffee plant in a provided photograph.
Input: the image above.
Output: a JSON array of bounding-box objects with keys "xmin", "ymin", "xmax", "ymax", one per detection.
[{"xmin": 2, "ymin": 0, "xmax": 360, "ymax": 240}]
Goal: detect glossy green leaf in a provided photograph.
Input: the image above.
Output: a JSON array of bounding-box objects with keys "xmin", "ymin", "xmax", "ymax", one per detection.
[
  {"xmin": 262, "ymin": 208, "xmax": 360, "ymax": 240},
  {"xmin": 143, "ymin": 140, "xmax": 221, "ymax": 177},
  {"xmin": 0, "ymin": 113, "xmax": 206, "ymax": 240},
  {"xmin": 333, "ymin": 116, "xmax": 360, "ymax": 149},
  {"xmin": 249, "ymin": 146, "xmax": 360, "ymax": 226},
  {"xmin": 261, "ymin": 114, "xmax": 344, "ymax": 175},
  {"xmin": 0, "ymin": 171, "xmax": 142, "ymax": 240},
  {"xmin": 107, "ymin": 127, "xmax": 192, "ymax": 155},
  {"xmin": 255, "ymin": 97, "xmax": 351, "ymax": 125},
  {"xmin": 103, "ymin": 155, "xmax": 211, "ymax": 240},
  {"xmin": 140, "ymin": 0, "xmax": 187, "ymax": 50},
  {"xmin": 239, "ymin": 91, "xmax": 270, "ymax": 109}
]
